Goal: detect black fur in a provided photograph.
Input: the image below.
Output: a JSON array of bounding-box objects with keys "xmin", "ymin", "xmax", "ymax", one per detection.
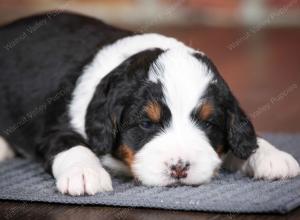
[
  {"xmin": 85, "ymin": 49, "xmax": 166, "ymax": 156},
  {"xmin": 193, "ymin": 53, "xmax": 258, "ymax": 159},
  {"xmin": 0, "ymin": 12, "xmax": 131, "ymax": 166},
  {"xmin": 0, "ymin": 12, "xmax": 258, "ymax": 176}
]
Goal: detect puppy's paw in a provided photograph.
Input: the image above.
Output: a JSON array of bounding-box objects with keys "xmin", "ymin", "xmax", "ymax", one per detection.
[
  {"xmin": 52, "ymin": 146, "xmax": 113, "ymax": 196},
  {"xmin": 56, "ymin": 164, "xmax": 113, "ymax": 196},
  {"xmin": 245, "ymin": 138, "xmax": 300, "ymax": 180}
]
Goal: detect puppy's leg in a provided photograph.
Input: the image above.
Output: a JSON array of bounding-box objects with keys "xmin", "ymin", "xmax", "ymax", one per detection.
[
  {"xmin": 0, "ymin": 137, "xmax": 15, "ymax": 161},
  {"xmin": 243, "ymin": 138, "xmax": 299, "ymax": 179},
  {"xmin": 52, "ymin": 146, "xmax": 112, "ymax": 196},
  {"xmin": 40, "ymin": 130, "xmax": 112, "ymax": 196},
  {"xmin": 223, "ymin": 137, "xmax": 300, "ymax": 180}
]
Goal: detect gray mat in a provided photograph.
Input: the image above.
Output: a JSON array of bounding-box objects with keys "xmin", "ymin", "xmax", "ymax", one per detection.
[{"xmin": 0, "ymin": 134, "xmax": 300, "ymax": 214}]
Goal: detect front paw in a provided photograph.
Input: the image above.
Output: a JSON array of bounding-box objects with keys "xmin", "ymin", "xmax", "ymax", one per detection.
[
  {"xmin": 246, "ymin": 138, "xmax": 300, "ymax": 180},
  {"xmin": 56, "ymin": 165, "xmax": 113, "ymax": 196},
  {"xmin": 52, "ymin": 146, "xmax": 113, "ymax": 196}
]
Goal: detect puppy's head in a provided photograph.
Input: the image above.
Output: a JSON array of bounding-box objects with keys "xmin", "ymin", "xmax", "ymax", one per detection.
[{"xmin": 86, "ymin": 48, "xmax": 258, "ymax": 186}]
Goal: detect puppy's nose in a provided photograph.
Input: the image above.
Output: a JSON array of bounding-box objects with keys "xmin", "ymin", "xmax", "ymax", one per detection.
[{"xmin": 170, "ymin": 161, "xmax": 190, "ymax": 179}]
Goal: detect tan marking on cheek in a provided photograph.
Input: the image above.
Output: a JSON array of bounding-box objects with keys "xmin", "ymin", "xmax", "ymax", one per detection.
[
  {"xmin": 119, "ymin": 144, "xmax": 135, "ymax": 167},
  {"xmin": 199, "ymin": 102, "xmax": 214, "ymax": 120},
  {"xmin": 144, "ymin": 101, "xmax": 161, "ymax": 122}
]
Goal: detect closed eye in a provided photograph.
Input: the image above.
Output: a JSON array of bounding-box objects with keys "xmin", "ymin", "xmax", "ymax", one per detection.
[
  {"xmin": 139, "ymin": 120, "xmax": 156, "ymax": 130},
  {"xmin": 192, "ymin": 116, "xmax": 220, "ymax": 130},
  {"xmin": 203, "ymin": 121, "xmax": 213, "ymax": 128},
  {"xmin": 202, "ymin": 119, "xmax": 224, "ymax": 131}
]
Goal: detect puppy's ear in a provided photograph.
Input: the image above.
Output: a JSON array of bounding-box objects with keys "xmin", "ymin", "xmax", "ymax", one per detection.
[
  {"xmin": 226, "ymin": 96, "xmax": 258, "ymax": 160},
  {"xmin": 85, "ymin": 49, "xmax": 163, "ymax": 155},
  {"xmin": 192, "ymin": 52, "xmax": 258, "ymax": 159},
  {"xmin": 84, "ymin": 76, "xmax": 120, "ymax": 155}
]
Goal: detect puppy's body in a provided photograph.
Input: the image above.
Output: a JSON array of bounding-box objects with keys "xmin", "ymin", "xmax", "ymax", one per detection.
[
  {"xmin": 0, "ymin": 12, "xmax": 299, "ymax": 196},
  {"xmin": 0, "ymin": 13, "xmax": 130, "ymax": 157}
]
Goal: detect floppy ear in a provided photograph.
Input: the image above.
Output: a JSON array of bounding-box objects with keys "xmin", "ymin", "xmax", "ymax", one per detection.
[
  {"xmin": 192, "ymin": 52, "xmax": 258, "ymax": 159},
  {"xmin": 85, "ymin": 49, "xmax": 163, "ymax": 155},
  {"xmin": 226, "ymin": 95, "xmax": 258, "ymax": 160},
  {"xmin": 84, "ymin": 74, "xmax": 121, "ymax": 156}
]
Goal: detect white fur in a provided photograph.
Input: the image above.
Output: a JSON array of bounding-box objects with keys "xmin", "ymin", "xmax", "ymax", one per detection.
[
  {"xmin": 101, "ymin": 154, "xmax": 131, "ymax": 177},
  {"xmin": 132, "ymin": 49, "xmax": 221, "ymax": 186},
  {"xmin": 52, "ymin": 146, "xmax": 112, "ymax": 196},
  {"xmin": 223, "ymin": 137, "xmax": 300, "ymax": 180},
  {"xmin": 242, "ymin": 138, "xmax": 300, "ymax": 179},
  {"xmin": 69, "ymin": 33, "xmax": 197, "ymax": 137},
  {"xmin": 0, "ymin": 137, "xmax": 15, "ymax": 161}
]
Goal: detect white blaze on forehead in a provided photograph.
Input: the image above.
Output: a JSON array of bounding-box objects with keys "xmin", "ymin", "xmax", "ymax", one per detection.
[
  {"xmin": 69, "ymin": 33, "xmax": 199, "ymax": 138},
  {"xmin": 149, "ymin": 48, "xmax": 213, "ymax": 120},
  {"xmin": 133, "ymin": 50, "xmax": 219, "ymax": 186}
]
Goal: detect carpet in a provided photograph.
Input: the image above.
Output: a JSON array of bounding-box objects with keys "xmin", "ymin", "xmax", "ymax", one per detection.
[{"xmin": 0, "ymin": 133, "xmax": 300, "ymax": 214}]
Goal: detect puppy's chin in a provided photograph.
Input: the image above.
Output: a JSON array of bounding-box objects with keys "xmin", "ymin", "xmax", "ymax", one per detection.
[
  {"xmin": 131, "ymin": 161, "xmax": 222, "ymax": 187},
  {"xmin": 131, "ymin": 165, "xmax": 220, "ymax": 187},
  {"xmin": 131, "ymin": 131, "xmax": 222, "ymax": 187}
]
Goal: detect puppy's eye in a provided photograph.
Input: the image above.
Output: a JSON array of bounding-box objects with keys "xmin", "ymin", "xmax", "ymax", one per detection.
[
  {"xmin": 139, "ymin": 121, "xmax": 154, "ymax": 130},
  {"xmin": 203, "ymin": 121, "xmax": 213, "ymax": 128}
]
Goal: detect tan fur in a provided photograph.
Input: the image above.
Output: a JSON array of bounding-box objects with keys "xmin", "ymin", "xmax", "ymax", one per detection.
[
  {"xmin": 144, "ymin": 101, "xmax": 161, "ymax": 122},
  {"xmin": 199, "ymin": 102, "xmax": 214, "ymax": 120},
  {"xmin": 119, "ymin": 144, "xmax": 135, "ymax": 167}
]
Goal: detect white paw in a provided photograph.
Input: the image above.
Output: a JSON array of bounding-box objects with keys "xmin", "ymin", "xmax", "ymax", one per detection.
[
  {"xmin": 56, "ymin": 164, "xmax": 113, "ymax": 196},
  {"xmin": 0, "ymin": 137, "xmax": 15, "ymax": 161},
  {"xmin": 245, "ymin": 138, "xmax": 300, "ymax": 180},
  {"xmin": 52, "ymin": 146, "xmax": 113, "ymax": 196}
]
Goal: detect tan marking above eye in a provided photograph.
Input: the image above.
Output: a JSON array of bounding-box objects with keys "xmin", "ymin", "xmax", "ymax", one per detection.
[
  {"xmin": 119, "ymin": 144, "xmax": 135, "ymax": 167},
  {"xmin": 199, "ymin": 102, "xmax": 214, "ymax": 120},
  {"xmin": 144, "ymin": 101, "xmax": 161, "ymax": 123}
]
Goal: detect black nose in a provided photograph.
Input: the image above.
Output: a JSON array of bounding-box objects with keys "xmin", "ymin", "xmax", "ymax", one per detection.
[{"xmin": 170, "ymin": 161, "xmax": 190, "ymax": 179}]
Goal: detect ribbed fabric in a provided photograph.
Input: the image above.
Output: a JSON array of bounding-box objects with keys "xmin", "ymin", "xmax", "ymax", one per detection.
[{"xmin": 0, "ymin": 134, "xmax": 300, "ymax": 214}]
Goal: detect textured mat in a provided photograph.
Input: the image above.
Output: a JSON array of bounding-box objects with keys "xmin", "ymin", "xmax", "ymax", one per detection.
[{"xmin": 0, "ymin": 134, "xmax": 300, "ymax": 214}]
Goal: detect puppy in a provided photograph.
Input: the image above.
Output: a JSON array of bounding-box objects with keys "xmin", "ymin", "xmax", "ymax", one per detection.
[{"xmin": 0, "ymin": 12, "xmax": 299, "ymax": 196}]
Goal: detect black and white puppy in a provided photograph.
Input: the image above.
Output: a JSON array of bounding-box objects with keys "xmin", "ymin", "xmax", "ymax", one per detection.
[{"xmin": 0, "ymin": 12, "xmax": 299, "ymax": 196}]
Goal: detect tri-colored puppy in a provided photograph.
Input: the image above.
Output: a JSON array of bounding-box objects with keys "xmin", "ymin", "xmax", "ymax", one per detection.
[{"xmin": 0, "ymin": 12, "xmax": 299, "ymax": 196}]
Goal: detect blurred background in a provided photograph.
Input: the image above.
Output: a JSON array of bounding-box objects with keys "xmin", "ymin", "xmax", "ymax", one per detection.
[{"xmin": 0, "ymin": 0, "xmax": 299, "ymax": 133}]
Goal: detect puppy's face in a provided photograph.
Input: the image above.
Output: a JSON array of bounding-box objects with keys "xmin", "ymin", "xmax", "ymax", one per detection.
[
  {"xmin": 89, "ymin": 48, "xmax": 257, "ymax": 186},
  {"xmin": 119, "ymin": 98, "xmax": 223, "ymax": 186}
]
